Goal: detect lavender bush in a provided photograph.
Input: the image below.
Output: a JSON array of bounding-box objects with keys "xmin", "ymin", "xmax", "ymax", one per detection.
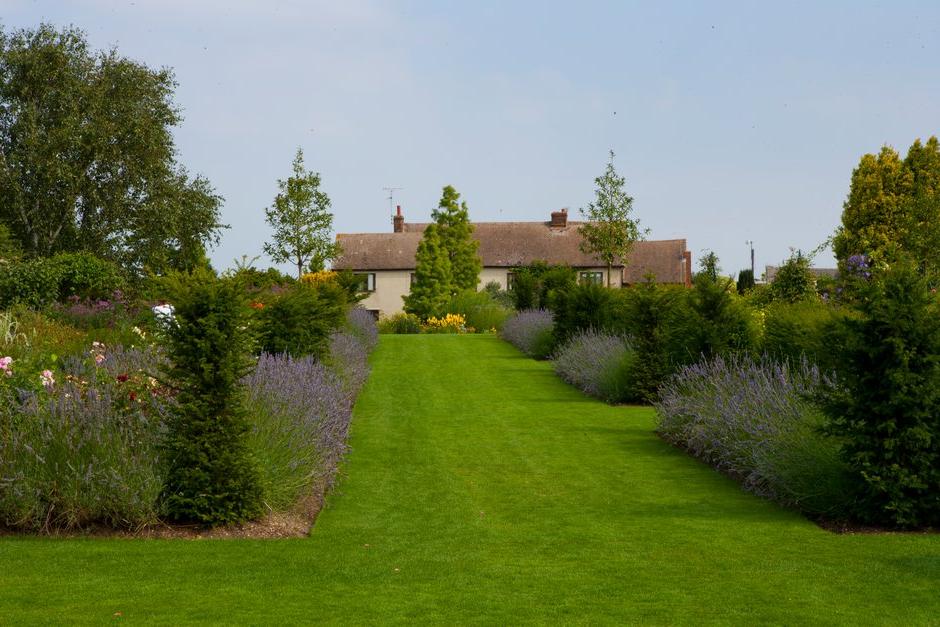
[
  {"xmin": 0, "ymin": 346, "xmax": 171, "ymax": 531},
  {"xmin": 553, "ymin": 330, "xmax": 635, "ymax": 402},
  {"xmin": 242, "ymin": 310, "xmax": 376, "ymax": 512},
  {"xmin": 655, "ymin": 354, "xmax": 853, "ymax": 516},
  {"xmin": 500, "ymin": 309, "xmax": 555, "ymax": 358},
  {"xmin": 345, "ymin": 307, "xmax": 379, "ymax": 352}
]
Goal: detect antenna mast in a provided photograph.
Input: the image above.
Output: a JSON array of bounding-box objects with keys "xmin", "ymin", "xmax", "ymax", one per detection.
[{"xmin": 383, "ymin": 187, "xmax": 403, "ymax": 215}]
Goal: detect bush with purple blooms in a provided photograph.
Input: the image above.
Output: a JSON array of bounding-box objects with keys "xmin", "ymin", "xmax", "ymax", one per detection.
[
  {"xmin": 501, "ymin": 309, "xmax": 555, "ymax": 359},
  {"xmin": 655, "ymin": 354, "xmax": 854, "ymax": 517},
  {"xmin": 552, "ymin": 329, "xmax": 636, "ymax": 403},
  {"xmin": 0, "ymin": 345, "xmax": 172, "ymax": 530}
]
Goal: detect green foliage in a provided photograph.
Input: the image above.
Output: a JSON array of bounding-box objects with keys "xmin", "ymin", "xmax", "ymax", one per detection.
[
  {"xmin": 482, "ymin": 280, "xmax": 514, "ymax": 308},
  {"xmin": 263, "ymin": 148, "xmax": 340, "ymax": 279},
  {"xmin": 818, "ymin": 262, "xmax": 940, "ymax": 527},
  {"xmin": 769, "ymin": 251, "xmax": 817, "ymax": 303},
  {"xmin": 676, "ymin": 272, "xmax": 757, "ymax": 363},
  {"xmin": 736, "ymin": 268, "xmax": 755, "ymax": 293},
  {"xmin": 445, "ymin": 289, "xmax": 511, "ymax": 332},
  {"xmin": 696, "ymin": 251, "xmax": 721, "ymax": 282},
  {"xmin": 578, "ymin": 151, "xmax": 647, "ymax": 286},
  {"xmin": 378, "ymin": 312, "xmax": 423, "ymax": 334},
  {"xmin": 620, "ymin": 281, "xmax": 684, "ymax": 402},
  {"xmin": 403, "ymin": 224, "xmax": 452, "ymax": 319},
  {"xmin": 509, "ymin": 261, "xmax": 577, "ymax": 310},
  {"xmin": 762, "ymin": 300, "xmax": 847, "ymax": 370},
  {"xmin": 833, "ymin": 137, "xmax": 940, "ymax": 283},
  {"xmin": 0, "ymin": 23, "xmax": 225, "ymax": 273},
  {"xmin": 550, "ymin": 282, "xmax": 619, "ymax": 348},
  {"xmin": 159, "ymin": 269, "xmax": 264, "ymax": 526},
  {"xmin": 0, "ymin": 252, "xmax": 127, "ymax": 308},
  {"xmin": 258, "ymin": 281, "xmax": 347, "ymax": 358},
  {"xmin": 432, "ymin": 185, "xmax": 481, "ymax": 291},
  {"xmin": 0, "ymin": 222, "xmax": 21, "ymax": 260}
]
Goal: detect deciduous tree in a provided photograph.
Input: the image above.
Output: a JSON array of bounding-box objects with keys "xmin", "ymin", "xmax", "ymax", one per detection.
[
  {"xmin": 579, "ymin": 151, "xmax": 647, "ymax": 287},
  {"xmin": 263, "ymin": 148, "xmax": 339, "ymax": 279},
  {"xmin": 0, "ymin": 23, "xmax": 224, "ymax": 273}
]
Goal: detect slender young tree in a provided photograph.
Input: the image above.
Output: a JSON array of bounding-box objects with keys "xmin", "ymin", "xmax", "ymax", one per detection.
[
  {"xmin": 263, "ymin": 148, "xmax": 340, "ymax": 279},
  {"xmin": 432, "ymin": 185, "xmax": 481, "ymax": 290},
  {"xmin": 579, "ymin": 151, "xmax": 647, "ymax": 287},
  {"xmin": 403, "ymin": 223, "xmax": 452, "ymax": 318}
]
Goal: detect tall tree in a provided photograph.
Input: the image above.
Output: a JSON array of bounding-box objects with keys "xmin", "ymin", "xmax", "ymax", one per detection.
[
  {"xmin": 263, "ymin": 148, "xmax": 340, "ymax": 279},
  {"xmin": 579, "ymin": 151, "xmax": 647, "ymax": 287},
  {"xmin": 403, "ymin": 224, "xmax": 452, "ymax": 319},
  {"xmin": 833, "ymin": 137, "xmax": 940, "ymax": 280},
  {"xmin": 0, "ymin": 23, "xmax": 224, "ymax": 273},
  {"xmin": 431, "ymin": 185, "xmax": 481, "ymax": 290}
]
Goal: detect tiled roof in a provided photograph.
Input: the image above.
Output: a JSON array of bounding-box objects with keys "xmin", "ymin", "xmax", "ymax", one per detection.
[{"xmin": 334, "ymin": 221, "xmax": 690, "ymax": 284}]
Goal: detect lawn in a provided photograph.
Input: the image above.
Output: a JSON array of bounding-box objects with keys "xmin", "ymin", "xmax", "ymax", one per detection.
[{"xmin": 1, "ymin": 335, "xmax": 937, "ymax": 624}]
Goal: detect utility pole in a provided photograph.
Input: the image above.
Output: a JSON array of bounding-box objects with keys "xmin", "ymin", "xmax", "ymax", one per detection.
[{"xmin": 746, "ymin": 240, "xmax": 755, "ymax": 277}]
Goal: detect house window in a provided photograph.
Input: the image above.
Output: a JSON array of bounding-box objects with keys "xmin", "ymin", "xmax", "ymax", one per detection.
[
  {"xmin": 579, "ymin": 271, "xmax": 604, "ymax": 285},
  {"xmin": 506, "ymin": 272, "xmax": 516, "ymax": 290},
  {"xmin": 354, "ymin": 272, "xmax": 376, "ymax": 292}
]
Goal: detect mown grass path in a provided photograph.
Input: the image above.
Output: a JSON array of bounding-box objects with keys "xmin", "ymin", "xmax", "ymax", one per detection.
[{"xmin": 2, "ymin": 335, "xmax": 938, "ymax": 624}]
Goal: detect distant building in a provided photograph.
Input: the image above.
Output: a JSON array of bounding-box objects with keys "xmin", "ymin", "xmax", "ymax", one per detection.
[
  {"xmin": 764, "ymin": 265, "xmax": 839, "ymax": 283},
  {"xmin": 333, "ymin": 207, "xmax": 693, "ymax": 317}
]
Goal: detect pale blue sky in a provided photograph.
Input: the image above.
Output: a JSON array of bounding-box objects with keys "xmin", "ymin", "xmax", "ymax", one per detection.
[{"xmin": 4, "ymin": 0, "xmax": 939, "ymax": 277}]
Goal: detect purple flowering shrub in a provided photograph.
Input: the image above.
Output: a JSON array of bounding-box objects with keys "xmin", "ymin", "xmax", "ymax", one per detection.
[
  {"xmin": 552, "ymin": 330, "xmax": 636, "ymax": 403},
  {"xmin": 655, "ymin": 354, "xmax": 853, "ymax": 517},
  {"xmin": 0, "ymin": 345, "xmax": 171, "ymax": 530},
  {"xmin": 501, "ymin": 309, "xmax": 555, "ymax": 359},
  {"xmin": 242, "ymin": 309, "xmax": 376, "ymax": 512},
  {"xmin": 345, "ymin": 307, "xmax": 379, "ymax": 352}
]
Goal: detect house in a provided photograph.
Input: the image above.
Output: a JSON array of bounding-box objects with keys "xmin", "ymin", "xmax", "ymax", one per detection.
[
  {"xmin": 332, "ymin": 207, "xmax": 693, "ymax": 317},
  {"xmin": 763, "ymin": 265, "xmax": 839, "ymax": 283}
]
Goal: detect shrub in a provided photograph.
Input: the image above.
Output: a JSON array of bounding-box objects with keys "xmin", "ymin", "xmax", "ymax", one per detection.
[
  {"xmin": 424, "ymin": 313, "xmax": 467, "ymax": 334},
  {"xmin": 672, "ymin": 275, "xmax": 758, "ymax": 364},
  {"xmin": 769, "ymin": 251, "xmax": 817, "ymax": 303},
  {"xmin": 817, "ymin": 262, "xmax": 940, "ymax": 527},
  {"xmin": 242, "ymin": 353, "xmax": 351, "ymax": 512},
  {"xmin": 159, "ymin": 270, "xmax": 264, "ymax": 526},
  {"xmin": 500, "ymin": 309, "xmax": 555, "ymax": 359},
  {"xmin": 0, "ymin": 253, "xmax": 126, "ymax": 309},
  {"xmin": 483, "ymin": 281, "xmax": 514, "ymax": 308},
  {"xmin": 257, "ymin": 281, "xmax": 347, "ymax": 358},
  {"xmin": 510, "ymin": 262, "xmax": 577, "ymax": 311},
  {"xmin": 378, "ymin": 312, "xmax": 422, "ymax": 334},
  {"xmin": 446, "ymin": 289, "xmax": 511, "ymax": 332},
  {"xmin": 549, "ymin": 282, "xmax": 619, "ymax": 347},
  {"xmin": 762, "ymin": 300, "xmax": 850, "ymax": 371},
  {"xmin": 619, "ymin": 282, "xmax": 685, "ymax": 402},
  {"xmin": 345, "ymin": 308, "xmax": 379, "ymax": 352},
  {"xmin": 656, "ymin": 354, "xmax": 853, "ymax": 517},
  {"xmin": 553, "ymin": 329, "xmax": 635, "ymax": 402},
  {"xmin": 0, "ymin": 346, "xmax": 171, "ymax": 531}
]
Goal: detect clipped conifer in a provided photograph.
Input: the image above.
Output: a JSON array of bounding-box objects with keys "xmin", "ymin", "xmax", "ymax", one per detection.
[{"xmin": 160, "ymin": 269, "xmax": 264, "ymax": 526}]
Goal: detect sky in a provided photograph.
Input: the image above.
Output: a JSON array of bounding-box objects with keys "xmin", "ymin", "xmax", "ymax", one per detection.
[{"xmin": 3, "ymin": 0, "xmax": 940, "ymax": 277}]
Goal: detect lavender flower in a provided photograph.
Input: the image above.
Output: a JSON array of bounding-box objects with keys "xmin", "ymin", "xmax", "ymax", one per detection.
[
  {"xmin": 553, "ymin": 329, "xmax": 631, "ymax": 401},
  {"xmin": 501, "ymin": 309, "xmax": 554, "ymax": 358}
]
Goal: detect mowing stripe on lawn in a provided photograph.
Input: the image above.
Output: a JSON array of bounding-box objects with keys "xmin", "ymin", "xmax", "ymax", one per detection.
[{"xmin": 1, "ymin": 335, "xmax": 938, "ymax": 624}]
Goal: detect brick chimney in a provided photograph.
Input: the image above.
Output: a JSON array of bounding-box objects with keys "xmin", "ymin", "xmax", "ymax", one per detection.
[
  {"xmin": 393, "ymin": 205, "xmax": 404, "ymax": 233},
  {"xmin": 550, "ymin": 208, "xmax": 568, "ymax": 228}
]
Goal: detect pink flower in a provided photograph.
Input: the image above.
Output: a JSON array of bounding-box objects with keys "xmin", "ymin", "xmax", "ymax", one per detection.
[
  {"xmin": 94, "ymin": 353, "xmax": 105, "ymax": 365},
  {"xmin": 40, "ymin": 369, "xmax": 55, "ymax": 389},
  {"xmin": 0, "ymin": 356, "xmax": 11, "ymax": 377}
]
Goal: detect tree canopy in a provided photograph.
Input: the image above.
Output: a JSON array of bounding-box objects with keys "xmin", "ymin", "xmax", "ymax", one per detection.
[
  {"xmin": 833, "ymin": 137, "xmax": 940, "ymax": 280},
  {"xmin": 263, "ymin": 148, "xmax": 339, "ymax": 279},
  {"xmin": 0, "ymin": 23, "xmax": 224, "ymax": 273},
  {"xmin": 431, "ymin": 185, "xmax": 481, "ymax": 290},
  {"xmin": 579, "ymin": 151, "xmax": 647, "ymax": 287},
  {"xmin": 403, "ymin": 223, "xmax": 452, "ymax": 318}
]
